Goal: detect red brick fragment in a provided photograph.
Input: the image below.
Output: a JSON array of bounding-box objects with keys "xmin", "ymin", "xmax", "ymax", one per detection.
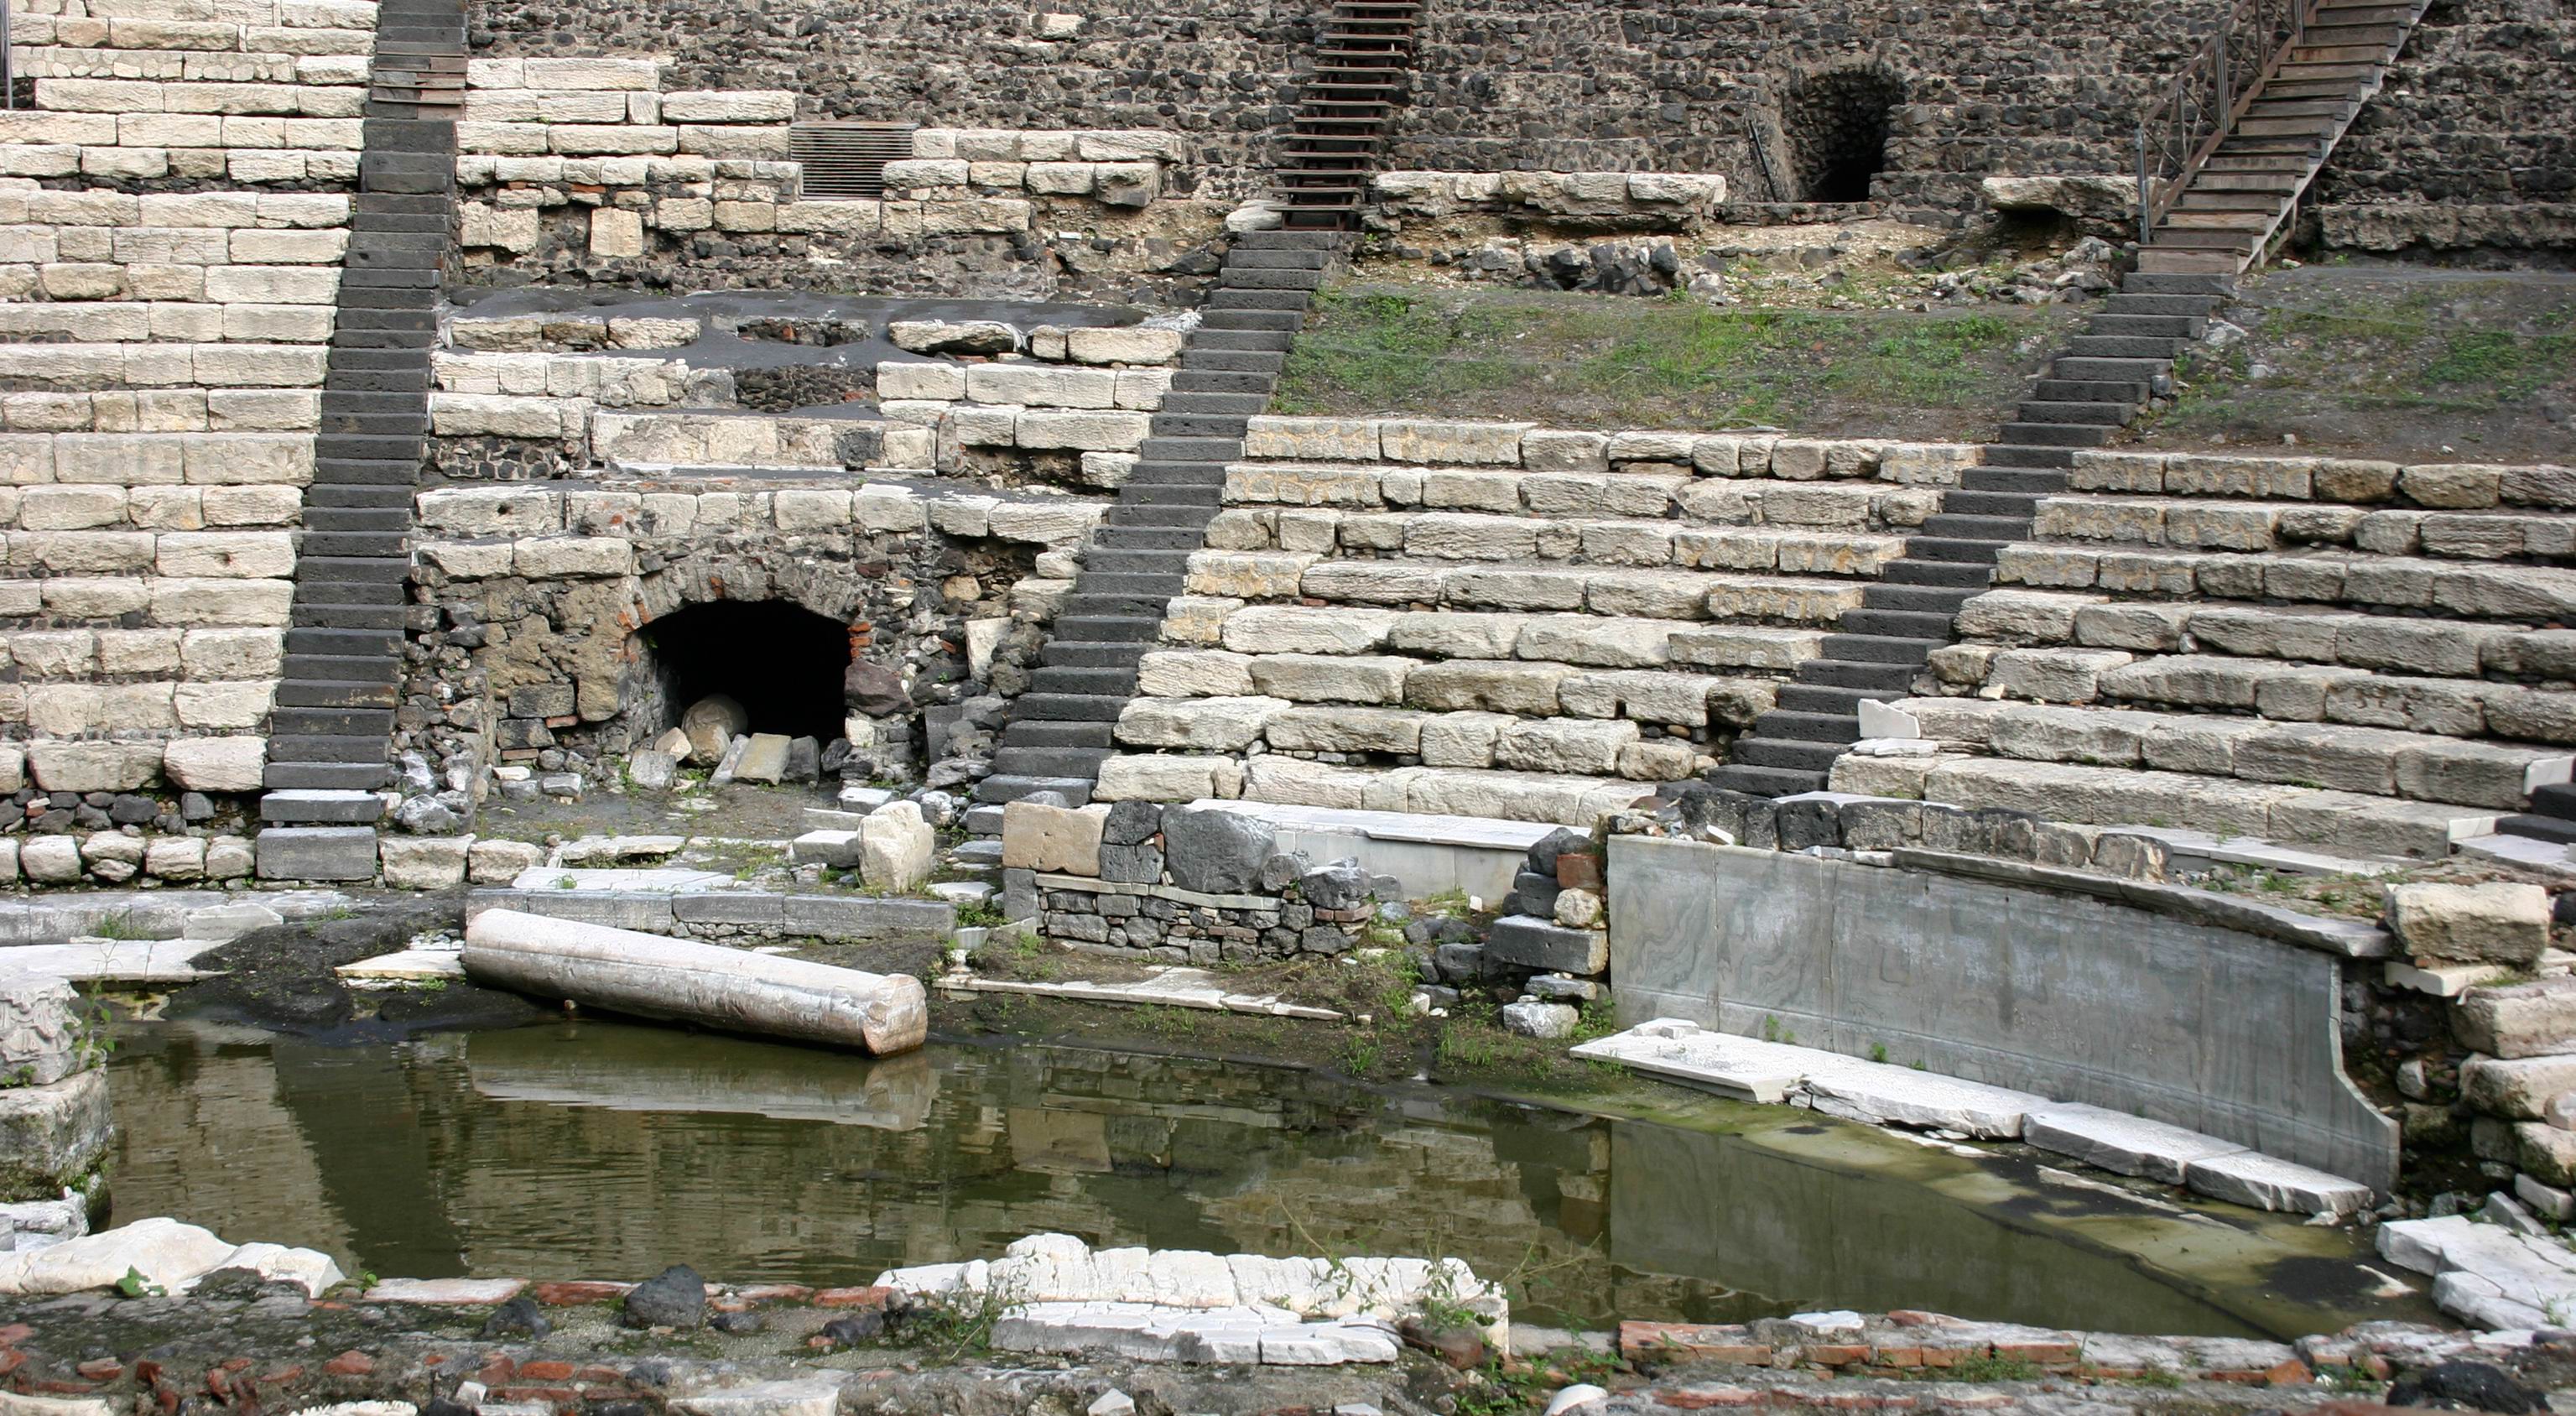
[
  {"xmin": 814, "ymin": 1286, "xmax": 892, "ymax": 1309},
  {"xmin": 517, "ymin": 1362, "xmax": 575, "ymax": 1382},
  {"xmin": 575, "ymin": 1367, "xmax": 624, "ymax": 1386},
  {"xmin": 321, "ymin": 1352, "xmax": 373, "ymax": 1377},
  {"xmin": 0, "ymin": 1325, "xmax": 29, "ymax": 1347},
  {"xmin": 74, "ymin": 1361, "xmax": 122, "ymax": 1382},
  {"xmin": 221, "ymin": 1359, "xmax": 252, "ymax": 1372},
  {"xmin": 475, "ymin": 1357, "xmax": 515, "ymax": 1387},
  {"xmin": 0, "ymin": 1351, "xmax": 25, "ymax": 1377},
  {"xmin": 259, "ymin": 1367, "xmax": 303, "ymax": 1387},
  {"xmin": 732, "ymin": 1284, "xmax": 811, "ymax": 1304},
  {"xmin": 29, "ymin": 1380, "xmax": 98, "ymax": 1394},
  {"xmin": 1556, "ymin": 853, "xmax": 1603, "ymax": 890},
  {"xmin": 528, "ymin": 1281, "xmax": 630, "ymax": 1308},
  {"xmin": 1802, "ymin": 1345, "xmax": 1869, "ymax": 1367}
]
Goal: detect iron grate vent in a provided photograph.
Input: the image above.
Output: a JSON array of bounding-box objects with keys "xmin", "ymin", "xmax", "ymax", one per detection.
[{"xmin": 790, "ymin": 122, "xmax": 917, "ymax": 200}]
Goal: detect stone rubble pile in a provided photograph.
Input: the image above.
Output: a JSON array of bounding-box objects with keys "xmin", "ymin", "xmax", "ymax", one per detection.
[{"xmin": 0, "ymin": 1216, "xmax": 339, "ymax": 1296}]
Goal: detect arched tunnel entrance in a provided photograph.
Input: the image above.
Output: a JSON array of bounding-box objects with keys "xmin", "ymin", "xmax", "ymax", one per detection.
[
  {"xmin": 1785, "ymin": 69, "xmax": 1905, "ymax": 203},
  {"xmin": 628, "ymin": 599, "xmax": 851, "ymax": 743}
]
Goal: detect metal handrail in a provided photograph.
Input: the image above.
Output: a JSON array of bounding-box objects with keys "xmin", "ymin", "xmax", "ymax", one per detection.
[{"xmin": 2132, "ymin": 0, "xmax": 2310, "ymax": 242}]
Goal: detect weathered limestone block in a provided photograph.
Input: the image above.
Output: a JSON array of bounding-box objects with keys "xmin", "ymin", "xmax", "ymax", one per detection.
[
  {"xmin": 1378, "ymin": 420, "xmax": 1528, "ymax": 466},
  {"xmin": 379, "ymin": 835, "xmax": 470, "ymax": 889},
  {"xmin": 1116, "ymin": 696, "xmax": 1288, "ymax": 751},
  {"xmin": 1494, "ymin": 717, "xmax": 1637, "ymax": 774},
  {"xmin": 1090, "ymin": 754, "xmax": 1245, "ymax": 802},
  {"xmin": 1406, "ymin": 660, "xmax": 1569, "ymax": 715},
  {"xmin": 1264, "ymin": 706, "xmax": 1426, "ymax": 753},
  {"xmin": 161, "ymin": 735, "xmax": 263, "ymax": 792},
  {"xmin": 2387, "ymin": 882, "xmax": 2553, "ymax": 966},
  {"xmin": 0, "ymin": 1069, "xmax": 111, "ymax": 1197},
  {"xmin": 2454, "ymin": 981, "xmax": 2576, "ymax": 1061},
  {"xmin": 0, "ymin": 975, "xmax": 85, "ymax": 1090},
  {"xmin": 1388, "ymin": 611, "xmax": 1525, "ymax": 659},
  {"xmin": 1137, "ymin": 649, "xmax": 1257, "ymax": 698},
  {"xmin": 2462, "ymin": 1054, "xmax": 2576, "ymax": 1120},
  {"xmin": 1219, "ymin": 606, "xmax": 1394, "ymax": 656},
  {"xmin": 1245, "ymin": 653, "xmax": 1411, "ymax": 705},
  {"xmin": 861, "ymin": 801, "xmax": 935, "ymax": 891}
]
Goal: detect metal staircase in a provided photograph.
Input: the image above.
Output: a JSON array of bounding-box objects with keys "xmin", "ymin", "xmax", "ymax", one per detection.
[
  {"xmin": 2133, "ymin": 0, "xmax": 2430, "ymax": 273},
  {"xmin": 1272, "ymin": 0, "xmax": 1419, "ymax": 231},
  {"xmin": 1705, "ymin": 0, "xmax": 2424, "ymax": 797}
]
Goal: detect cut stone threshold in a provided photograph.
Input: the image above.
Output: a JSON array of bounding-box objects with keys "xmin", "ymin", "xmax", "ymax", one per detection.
[
  {"xmin": 1574, "ymin": 1018, "xmax": 2373, "ymax": 1217},
  {"xmin": 466, "ymin": 879, "xmax": 955, "ymax": 942},
  {"xmin": 940, "ymin": 966, "xmax": 1343, "ymax": 1021}
]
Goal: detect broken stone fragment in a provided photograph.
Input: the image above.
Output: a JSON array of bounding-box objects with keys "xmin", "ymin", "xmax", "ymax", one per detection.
[
  {"xmin": 681, "ymin": 695, "xmax": 747, "ymax": 766},
  {"xmin": 844, "ymin": 660, "xmax": 910, "ymax": 717}
]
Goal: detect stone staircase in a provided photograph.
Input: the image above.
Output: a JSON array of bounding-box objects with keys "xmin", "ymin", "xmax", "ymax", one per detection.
[
  {"xmin": 1706, "ymin": 271, "xmax": 2234, "ymax": 796},
  {"xmin": 255, "ymin": 0, "xmax": 461, "ymax": 845},
  {"xmin": 1704, "ymin": 0, "xmax": 2423, "ymax": 797},
  {"xmin": 2137, "ymin": 0, "xmax": 2431, "ymax": 276},
  {"xmin": 1272, "ymin": 0, "xmax": 1420, "ymax": 230},
  {"xmin": 976, "ymin": 229, "xmax": 1353, "ymax": 811},
  {"xmin": 2501, "ymin": 785, "xmax": 2576, "ymax": 850}
]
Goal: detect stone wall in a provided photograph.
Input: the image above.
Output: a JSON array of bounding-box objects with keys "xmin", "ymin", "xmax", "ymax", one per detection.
[
  {"xmin": 401, "ymin": 476, "xmax": 1106, "ymax": 824},
  {"xmin": 467, "ymin": 0, "xmax": 1301, "ymax": 193},
  {"xmin": 471, "ymin": 0, "xmax": 2574, "ymax": 242},
  {"xmin": 2313, "ymin": 0, "xmax": 2576, "ymax": 216},
  {"xmin": 453, "ymin": 55, "xmax": 1226, "ymax": 299},
  {"xmin": 0, "ymin": 0, "xmax": 375, "ymax": 820}
]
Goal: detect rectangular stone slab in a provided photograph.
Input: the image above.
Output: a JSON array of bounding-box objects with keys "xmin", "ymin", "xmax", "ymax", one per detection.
[
  {"xmin": 462, "ymin": 908, "xmax": 926, "ymax": 1055},
  {"xmin": 2022, "ymin": 1102, "xmax": 2250, "ymax": 1184}
]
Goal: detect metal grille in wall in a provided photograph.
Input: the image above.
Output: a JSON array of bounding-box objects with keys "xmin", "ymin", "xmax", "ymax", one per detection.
[{"xmin": 789, "ymin": 122, "xmax": 919, "ymax": 199}]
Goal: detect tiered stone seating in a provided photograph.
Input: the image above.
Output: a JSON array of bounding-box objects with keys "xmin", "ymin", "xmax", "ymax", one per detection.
[
  {"xmin": 0, "ymin": 0, "xmax": 376, "ymax": 800},
  {"xmin": 1835, "ymin": 450, "xmax": 2576, "ymax": 859},
  {"xmin": 1090, "ymin": 419, "xmax": 1976, "ymax": 824}
]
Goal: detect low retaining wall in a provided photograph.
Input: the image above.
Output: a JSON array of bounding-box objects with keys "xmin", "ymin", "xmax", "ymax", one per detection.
[{"xmin": 1605, "ymin": 836, "xmax": 2398, "ymax": 1188}]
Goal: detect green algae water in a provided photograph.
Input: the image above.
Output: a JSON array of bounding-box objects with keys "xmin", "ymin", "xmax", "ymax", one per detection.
[{"xmin": 105, "ymin": 1021, "xmax": 2433, "ymax": 1338}]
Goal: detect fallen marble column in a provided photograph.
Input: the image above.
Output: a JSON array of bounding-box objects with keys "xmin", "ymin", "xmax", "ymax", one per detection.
[{"xmin": 462, "ymin": 908, "xmax": 927, "ymax": 1056}]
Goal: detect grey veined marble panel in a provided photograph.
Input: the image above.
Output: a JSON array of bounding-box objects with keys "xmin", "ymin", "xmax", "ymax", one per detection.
[{"xmin": 1605, "ymin": 837, "xmax": 2396, "ymax": 1190}]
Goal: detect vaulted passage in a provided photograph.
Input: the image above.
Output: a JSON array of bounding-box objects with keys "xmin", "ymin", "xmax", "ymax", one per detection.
[
  {"xmin": 1785, "ymin": 70, "xmax": 1905, "ymax": 203},
  {"xmin": 630, "ymin": 601, "xmax": 851, "ymax": 743}
]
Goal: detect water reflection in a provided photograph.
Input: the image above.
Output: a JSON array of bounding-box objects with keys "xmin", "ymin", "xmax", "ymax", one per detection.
[{"xmin": 107, "ymin": 1022, "xmax": 2415, "ymax": 1336}]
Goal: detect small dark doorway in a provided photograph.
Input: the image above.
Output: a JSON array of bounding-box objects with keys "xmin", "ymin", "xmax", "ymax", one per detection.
[
  {"xmin": 634, "ymin": 600, "xmax": 850, "ymax": 742},
  {"xmin": 1785, "ymin": 70, "xmax": 1905, "ymax": 203}
]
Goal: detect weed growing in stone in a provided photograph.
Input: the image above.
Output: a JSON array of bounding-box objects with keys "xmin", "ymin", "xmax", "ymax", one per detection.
[{"xmin": 90, "ymin": 911, "xmax": 148, "ymax": 941}]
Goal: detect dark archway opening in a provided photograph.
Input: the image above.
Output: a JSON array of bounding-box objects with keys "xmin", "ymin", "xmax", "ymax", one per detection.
[
  {"xmin": 633, "ymin": 600, "xmax": 850, "ymax": 742},
  {"xmin": 1785, "ymin": 70, "xmax": 1905, "ymax": 203}
]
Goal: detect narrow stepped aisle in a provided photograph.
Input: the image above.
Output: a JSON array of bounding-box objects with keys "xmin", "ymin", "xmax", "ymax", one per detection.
[
  {"xmin": 974, "ymin": 0, "xmax": 1421, "ymax": 822},
  {"xmin": 256, "ymin": 0, "xmax": 463, "ymax": 838},
  {"xmin": 1705, "ymin": 270, "xmax": 2236, "ymax": 798},
  {"xmin": 1705, "ymin": 0, "xmax": 2423, "ymax": 798},
  {"xmin": 978, "ymin": 229, "xmax": 1351, "ymax": 810}
]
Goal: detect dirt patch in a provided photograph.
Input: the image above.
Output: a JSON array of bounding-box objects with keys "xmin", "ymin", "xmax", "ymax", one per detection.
[
  {"xmin": 1273, "ymin": 281, "xmax": 2079, "ymax": 439},
  {"xmin": 2131, "ymin": 262, "xmax": 2576, "ymax": 463}
]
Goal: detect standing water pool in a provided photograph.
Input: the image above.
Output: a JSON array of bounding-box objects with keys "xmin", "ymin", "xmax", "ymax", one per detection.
[{"xmin": 105, "ymin": 1021, "xmax": 2434, "ymax": 1339}]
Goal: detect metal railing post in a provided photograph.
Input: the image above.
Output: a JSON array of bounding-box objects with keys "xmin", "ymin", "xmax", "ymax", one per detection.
[{"xmin": 2136, "ymin": 124, "xmax": 2151, "ymax": 244}]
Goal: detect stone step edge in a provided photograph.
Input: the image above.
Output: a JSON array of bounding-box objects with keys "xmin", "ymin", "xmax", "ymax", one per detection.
[{"xmin": 1573, "ymin": 1018, "xmax": 2373, "ymax": 1216}]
